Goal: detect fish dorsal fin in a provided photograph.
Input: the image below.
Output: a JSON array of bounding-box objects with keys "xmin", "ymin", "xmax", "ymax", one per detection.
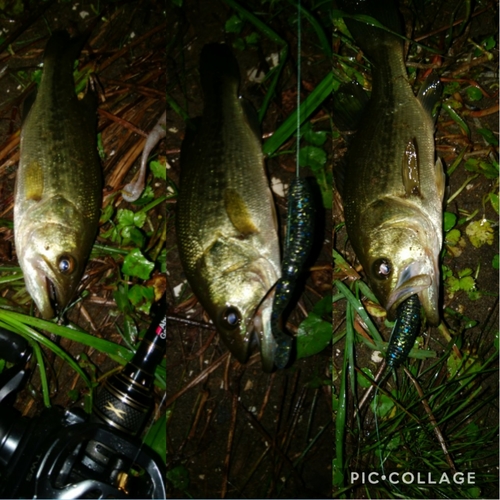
[
  {"xmin": 23, "ymin": 160, "xmax": 44, "ymax": 201},
  {"xmin": 417, "ymin": 73, "xmax": 442, "ymax": 123},
  {"xmin": 224, "ymin": 188, "xmax": 259, "ymax": 236},
  {"xmin": 435, "ymin": 156, "xmax": 446, "ymax": 203},
  {"xmin": 402, "ymin": 138, "xmax": 420, "ymax": 197}
]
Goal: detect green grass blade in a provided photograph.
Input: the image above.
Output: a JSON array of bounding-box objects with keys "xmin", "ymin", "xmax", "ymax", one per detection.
[
  {"xmin": 263, "ymin": 72, "xmax": 339, "ymax": 156},
  {"xmin": 334, "ymin": 279, "xmax": 383, "ymax": 344},
  {"xmin": 0, "ymin": 316, "xmax": 93, "ymax": 401},
  {"xmin": 289, "ymin": 0, "xmax": 332, "ymax": 58}
]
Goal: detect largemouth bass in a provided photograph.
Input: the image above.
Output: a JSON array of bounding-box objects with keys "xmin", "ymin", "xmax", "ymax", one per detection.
[
  {"xmin": 337, "ymin": 0, "xmax": 445, "ymax": 325},
  {"xmin": 14, "ymin": 31, "xmax": 102, "ymax": 319},
  {"xmin": 176, "ymin": 43, "xmax": 281, "ymax": 372}
]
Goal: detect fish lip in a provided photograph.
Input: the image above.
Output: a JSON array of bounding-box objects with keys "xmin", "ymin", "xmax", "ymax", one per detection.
[
  {"xmin": 386, "ymin": 273, "xmax": 432, "ymax": 313},
  {"xmin": 23, "ymin": 254, "xmax": 62, "ymax": 319},
  {"xmin": 385, "ymin": 259, "xmax": 440, "ymax": 324},
  {"xmin": 247, "ymin": 283, "xmax": 278, "ymax": 372}
]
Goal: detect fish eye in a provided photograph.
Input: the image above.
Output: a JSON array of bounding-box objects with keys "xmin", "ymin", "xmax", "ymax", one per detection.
[
  {"xmin": 372, "ymin": 258, "xmax": 392, "ymax": 279},
  {"xmin": 221, "ymin": 306, "xmax": 241, "ymax": 330},
  {"xmin": 57, "ymin": 255, "xmax": 76, "ymax": 275}
]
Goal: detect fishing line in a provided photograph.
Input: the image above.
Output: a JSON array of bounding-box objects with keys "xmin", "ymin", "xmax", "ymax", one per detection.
[
  {"xmin": 373, "ymin": 373, "xmax": 389, "ymax": 480},
  {"xmin": 296, "ymin": 0, "xmax": 301, "ymax": 179}
]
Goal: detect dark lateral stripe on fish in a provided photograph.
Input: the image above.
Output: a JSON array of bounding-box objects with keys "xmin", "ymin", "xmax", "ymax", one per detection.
[
  {"xmin": 271, "ymin": 178, "xmax": 315, "ymax": 369},
  {"xmin": 386, "ymin": 294, "xmax": 421, "ymax": 368}
]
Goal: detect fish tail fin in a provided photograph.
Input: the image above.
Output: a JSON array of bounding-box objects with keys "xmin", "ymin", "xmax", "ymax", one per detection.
[
  {"xmin": 42, "ymin": 30, "xmax": 89, "ymax": 76},
  {"xmin": 199, "ymin": 43, "xmax": 240, "ymax": 96},
  {"xmin": 38, "ymin": 30, "xmax": 92, "ymax": 100},
  {"xmin": 338, "ymin": 0, "xmax": 402, "ymax": 61}
]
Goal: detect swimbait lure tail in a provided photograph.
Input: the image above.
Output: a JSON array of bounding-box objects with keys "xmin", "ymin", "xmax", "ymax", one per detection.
[
  {"xmin": 271, "ymin": 178, "xmax": 315, "ymax": 369},
  {"xmin": 386, "ymin": 294, "xmax": 421, "ymax": 368}
]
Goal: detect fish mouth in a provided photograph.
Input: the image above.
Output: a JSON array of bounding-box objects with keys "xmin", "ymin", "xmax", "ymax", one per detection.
[
  {"xmin": 248, "ymin": 285, "xmax": 278, "ymax": 373},
  {"xmin": 23, "ymin": 255, "xmax": 66, "ymax": 319},
  {"xmin": 46, "ymin": 277, "xmax": 61, "ymax": 318},
  {"xmin": 385, "ymin": 259, "xmax": 440, "ymax": 325}
]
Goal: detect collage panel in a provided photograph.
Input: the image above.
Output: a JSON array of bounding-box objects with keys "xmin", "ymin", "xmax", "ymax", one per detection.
[
  {"xmin": 166, "ymin": 0, "xmax": 333, "ymax": 497},
  {"xmin": 0, "ymin": 1, "xmax": 167, "ymax": 498},
  {"xmin": 332, "ymin": 0, "xmax": 498, "ymax": 498}
]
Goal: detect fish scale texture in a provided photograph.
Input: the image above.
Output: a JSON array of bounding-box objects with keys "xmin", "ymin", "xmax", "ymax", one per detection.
[
  {"xmin": 14, "ymin": 31, "xmax": 102, "ymax": 319},
  {"xmin": 338, "ymin": 0, "xmax": 444, "ymax": 326},
  {"xmin": 176, "ymin": 44, "xmax": 280, "ymax": 369}
]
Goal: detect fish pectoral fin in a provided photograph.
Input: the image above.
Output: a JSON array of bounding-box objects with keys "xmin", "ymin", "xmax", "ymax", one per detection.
[
  {"xmin": 435, "ymin": 157, "xmax": 446, "ymax": 203},
  {"xmin": 402, "ymin": 139, "xmax": 421, "ymax": 197},
  {"xmin": 224, "ymin": 188, "xmax": 260, "ymax": 236},
  {"xmin": 23, "ymin": 161, "xmax": 44, "ymax": 201}
]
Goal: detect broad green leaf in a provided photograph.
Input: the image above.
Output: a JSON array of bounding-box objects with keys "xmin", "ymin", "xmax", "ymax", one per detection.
[
  {"xmin": 150, "ymin": 159, "xmax": 166, "ymax": 180},
  {"xmin": 113, "ymin": 284, "xmax": 132, "ymax": 313},
  {"xmin": 128, "ymin": 284, "xmax": 155, "ymax": 314},
  {"xmin": 100, "ymin": 203, "xmax": 114, "ymax": 224},
  {"xmin": 443, "ymin": 211, "xmax": 457, "ymax": 232},
  {"xmin": 296, "ymin": 312, "xmax": 332, "ymax": 359},
  {"xmin": 245, "ymin": 32, "xmax": 260, "ymax": 45},
  {"xmin": 122, "ymin": 249, "xmax": 155, "ymax": 280},
  {"xmin": 299, "ymin": 145, "xmax": 327, "ymax": 171},
  {"xmin": 466, "ymin": 86, "xmax": 482, "ymax": 101},
  {"xmin": 493, "ymin": 254, "xmax": 499, "ymax": 270},
  {"xmin": 357, "ymin": 367, "xmax": 373, "ymax": 388},
  {"xmin": 225, "ymin": 14, "xmax": 243, "ymax": 33},
  {"xmin": 477, "ymin": 128, "xmax": 498, "ymax": 146},
  {"xmin": 370, "ymin": 391, "xmax": 396, "ymax": 419},
  {"xmin": 117, "ymin": 209, "xmax": 135, "ymax": 226},
  {"xmin": 445, "ymin": 228, "xmax": 461, "ymax": 246},
  {"xmin": 312, "ymin": 294, "xmax": 332, "ymax": 317},
  {"xmin": 464, "ymin": 158, "xmax": 498, "ymax": 179},
  {"xmin": 121, "ymin": 226, "xmax": 145, "ymax": 248},
  {"xmin": 302, "ymin": 122, "xmax": 327, "ymax": 146}
]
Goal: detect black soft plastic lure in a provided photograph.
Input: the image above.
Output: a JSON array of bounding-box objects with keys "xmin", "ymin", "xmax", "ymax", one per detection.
[
  {"xmin": 271, "ymin": 178, "xmax": 315, "ymax": 369},
  {"xmin": 386, "ymin": 294, "xmax": 421, "ymax": 368}
]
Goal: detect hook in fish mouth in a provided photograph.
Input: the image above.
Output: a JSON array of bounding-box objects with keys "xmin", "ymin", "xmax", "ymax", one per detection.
[
  {"xmin": 46, "ymin": 277, "xmax": 60, "ymax": 318},
  {"xmin": 245, "ymin": 280, "xmax": 281, "ymax": 373}
]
